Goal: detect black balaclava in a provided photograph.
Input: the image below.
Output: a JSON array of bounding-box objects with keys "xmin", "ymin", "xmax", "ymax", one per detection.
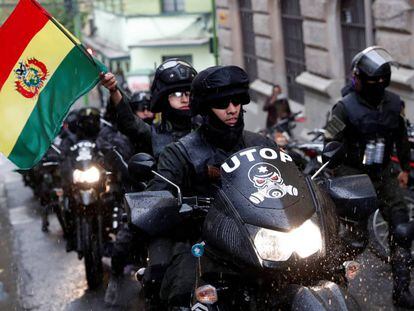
[
  {"xmin": 359, "ymin": 79, "xmax": 387, "ymax": 107},
  {"xmin": 162, "ymin": 101, "xmax": 192, "ymax": 132},
  {"xmin": 203, "ymin": 109, "xmax": 244, "ymax": 151}
]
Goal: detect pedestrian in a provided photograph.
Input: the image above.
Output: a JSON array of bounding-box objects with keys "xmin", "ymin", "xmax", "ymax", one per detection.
[
  {"xmin": 326, "ymin": 46, "xmax": 414, "ymax": 308},
  {"xmin": 263, "ymin": 84, "xmax": 291, "ymax": 129}
]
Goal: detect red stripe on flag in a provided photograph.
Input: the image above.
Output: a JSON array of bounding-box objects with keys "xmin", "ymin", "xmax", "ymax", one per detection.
[{"xmin": 0, "ymin": 0, "xmax": 49, "ymax": 90}]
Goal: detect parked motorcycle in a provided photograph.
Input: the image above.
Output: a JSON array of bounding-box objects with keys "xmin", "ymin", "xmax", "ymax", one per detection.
[{"xmin": 126, "ymin": 143, "xmax": 376, "ymax": 310}]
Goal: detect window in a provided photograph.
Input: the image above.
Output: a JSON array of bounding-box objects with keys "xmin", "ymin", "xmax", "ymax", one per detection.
[
  {"xmin": 162, "ymin": 0, "xmax": 185, "ymax": 13},
  {"xmin": 341, "ymin": 0, "xmax": 367, "ymax": 78},
  {"xmin": 281, "ymin": 0, "xmax": 306, "ymax": 104},
  {"xmin": 162, "ymin": 55, "xmax": 193, "ymax": 64},
  {"xmin": 239, "ymin": 0, "xmax": 258, "ymax": 81}
]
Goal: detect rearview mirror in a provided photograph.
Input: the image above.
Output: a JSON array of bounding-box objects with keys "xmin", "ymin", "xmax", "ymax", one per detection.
[
  {"xmin": 322, "ymin": 141, "xmax": 344, "ymax": 168},
  {"xmin": 128, "ymin": 153, "xmax": 156, "ymax": 181}
]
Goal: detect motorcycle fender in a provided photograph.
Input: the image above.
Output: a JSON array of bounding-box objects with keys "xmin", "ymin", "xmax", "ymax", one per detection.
[{"xmin": 291, "ymin": 281, "xmax": 359, "ymax": 311}]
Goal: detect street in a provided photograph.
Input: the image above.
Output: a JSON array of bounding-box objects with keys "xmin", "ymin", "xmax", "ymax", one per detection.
[
  {"xmin": 0, "ymin": 154, "xmax": 412, "ymax": 311},
  {"xmin": 0, "ymin": 156, "xmax": 140, "ymax": 311}
]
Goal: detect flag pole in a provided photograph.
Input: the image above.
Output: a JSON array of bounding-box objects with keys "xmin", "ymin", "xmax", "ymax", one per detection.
[{"xmin": 30, "ymin": 0, "xmax": 99, "ymax": 69}]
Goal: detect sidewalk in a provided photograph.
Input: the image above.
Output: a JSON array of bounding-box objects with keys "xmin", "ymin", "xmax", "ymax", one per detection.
[{"xmin": 0, "ymin": 154, "xmax": 21, "ymax": 310}]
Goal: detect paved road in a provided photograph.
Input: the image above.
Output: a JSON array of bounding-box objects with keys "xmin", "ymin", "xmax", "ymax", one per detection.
[
  {"xmin": 1, "ymin": 154, "xmax": 414, "ymax": 310},
  {"xmin": 0, "ymin": 155, "xmax": 140, "ymax": 311}
]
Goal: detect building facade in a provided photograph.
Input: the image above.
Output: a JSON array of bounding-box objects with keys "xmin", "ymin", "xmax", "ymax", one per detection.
[
  {"xmin": 84, "ymin": 0, "xmax": 216, "ymax": 92},
  {"xmin": 216, "ymin": 0, "xmax": 414, "ymax": 133}
]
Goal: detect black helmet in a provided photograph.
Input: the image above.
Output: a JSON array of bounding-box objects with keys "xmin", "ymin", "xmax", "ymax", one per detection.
[
  {"xmin": 77, "ymin": 107, "xmax": 101, "ymax": 137},
  {"xmin": 150, "ymin": 58, "xmax": 197, "ymax": 113},
  {"xmin": 190, "ymin": 65, "xmax": 250, "ymax": 116},
  {"xmin": 130, "ymin": 91, "xmax": 151, "ymax": 112},
  {"xmin": 351, "ymin": 46, "xmax": 397, "ymax": 86},
  {"xmin": 65, "ymin": 109, "xmax": 79, "ymax": 134}
]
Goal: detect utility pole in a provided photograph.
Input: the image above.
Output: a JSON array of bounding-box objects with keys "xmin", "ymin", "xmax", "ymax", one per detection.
[{"xmin": 211, "ymin": 0, "xmax": 219, "ymax": 65}]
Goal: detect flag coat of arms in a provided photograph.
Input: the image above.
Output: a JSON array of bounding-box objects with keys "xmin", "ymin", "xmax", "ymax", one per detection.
[{"xmin": 0, "ymin": 0, "xmax": 105, "ymax": 169}]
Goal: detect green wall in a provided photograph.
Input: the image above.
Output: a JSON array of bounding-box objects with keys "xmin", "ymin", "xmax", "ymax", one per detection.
[
  {"xmin": 185, "ymin": 0, "xmax": 212, "ymax": 13},
  {"xmin": 123, "ymin": 0, "xmax": 160, "ymax": 15},
  {"xmin": 94, "ymin": 0, "xmax": 212, "ymax": 16},
  {"xmin": 129, "ymin": 44, "xmax": 215, "ymax": 74}
]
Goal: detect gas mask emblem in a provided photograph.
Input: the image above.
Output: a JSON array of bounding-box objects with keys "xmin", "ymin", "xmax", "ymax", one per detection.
[{"xmin": 248, "ymin": 162, "xmax": 298, "ymax": 204}]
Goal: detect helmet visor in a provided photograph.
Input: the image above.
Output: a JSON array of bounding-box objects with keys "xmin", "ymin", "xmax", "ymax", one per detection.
[
  {"xmin": 159, "ymin": 59, "xmax": 193, "ymax": 71},
  {"xmin": 357, "ymin": 46, "xmax": 398, "ymax": 76}
]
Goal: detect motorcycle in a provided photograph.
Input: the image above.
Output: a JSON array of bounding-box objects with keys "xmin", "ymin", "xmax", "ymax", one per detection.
[
  {"xmin": 126, "ymin": 143, "xmax": 376, "ymax": 310},
  {"xmin": 17, "ymin": 145, "xmax": 66, "ymax": 233},
  {"xmin": 260, "ymin": 111, "xmax": 326, "ymax": 176},
  {"xmin": 65, "ymin": 140, "xmax": 115, "ymax": 289}
]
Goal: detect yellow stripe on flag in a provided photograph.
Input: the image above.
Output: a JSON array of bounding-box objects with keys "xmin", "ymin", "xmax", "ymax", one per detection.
[{"xmin": 0, "ymin": 21, "xmax": 74, "ymax": 156}]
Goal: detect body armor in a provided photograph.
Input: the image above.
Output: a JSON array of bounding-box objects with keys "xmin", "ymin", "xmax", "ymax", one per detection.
[{"xmin": 340, "ymin": 90, "xmax": 402, "ymax": 170}]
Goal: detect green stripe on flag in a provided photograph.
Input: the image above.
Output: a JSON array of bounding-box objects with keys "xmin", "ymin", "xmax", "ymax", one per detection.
[{"xmin": 9, "ymin": 47, "xmax": 105, "ymax": 169}]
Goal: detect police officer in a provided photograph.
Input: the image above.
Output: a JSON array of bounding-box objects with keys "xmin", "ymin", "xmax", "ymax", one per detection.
[
  {"xmin": 100, "ymin": 58, "xmax": 197, "ymax": 158},
  {"xmin": 129, "ymin": 91, "xmax": 154, "ymax": 125},
  {"xmin": 146, "ymin": 65, "xmax": 277, "ymax": 307},
  {"xmin": 99, "ymin": 59, "xmax": 197, "ymax": 307},
  {"xmin": 327, "ymin": 46, "xmax": 414, "ymax": 308}
]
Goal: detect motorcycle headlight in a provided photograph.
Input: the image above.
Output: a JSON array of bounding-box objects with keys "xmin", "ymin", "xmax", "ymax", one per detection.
[
  {"xmin": 73, "ymin": 166, "xmax": 100, "ymax": 184},
  {"xmin": 254, "ymin": 219, "xmax": 322, "ymax": 262}
]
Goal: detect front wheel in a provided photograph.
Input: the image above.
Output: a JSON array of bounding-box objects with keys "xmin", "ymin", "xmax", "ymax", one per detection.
[
  {"xmin": 82, "ymin": 218, "xmax": 103, "ymax": 290},
  {"xmin": 368, "ymin": 190, "xmax": 414, "ymax": 262},
  {"xmin": 291, "ymin": 281, "xmax": 359, "ymax": 311}
]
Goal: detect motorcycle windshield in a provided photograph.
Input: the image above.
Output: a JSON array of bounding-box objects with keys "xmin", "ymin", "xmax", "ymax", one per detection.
[{"xmin": 220, "ymin": 146, "xmax": 315, "ymax": 230}]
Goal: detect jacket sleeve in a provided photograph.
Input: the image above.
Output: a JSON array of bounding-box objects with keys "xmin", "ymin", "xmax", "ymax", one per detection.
[
  {"xmin": 395, "ymin": 115, "xmax": 411, "ymax": 172},
  {"xmin": 115, "ymin": 97, "xmax": 152, "ymax": 153},
  {"xmin": 146, "ymin": 143, "xmax": 190, "ymax": 195},
  {"xmin": 325, "ymin": 101, "xmax": 348, "ymax": 142}
]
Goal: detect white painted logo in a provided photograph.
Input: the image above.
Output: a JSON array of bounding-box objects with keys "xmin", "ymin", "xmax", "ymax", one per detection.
[
  {"xmin": 248, "ymin": 162, "xmax": 298, "ymax": 204},
  {"xmin": 222, "ymin": 147, "xmax": 292, "ymax": 173}
]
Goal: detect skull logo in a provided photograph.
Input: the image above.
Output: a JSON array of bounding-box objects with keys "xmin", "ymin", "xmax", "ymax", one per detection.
[{"xmin": 248, "ymin": 163, "xmax": 298, "ymax": 204}]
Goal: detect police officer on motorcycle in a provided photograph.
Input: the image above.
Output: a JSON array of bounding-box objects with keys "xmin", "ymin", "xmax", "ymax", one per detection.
[
  {"xmin": 327, "ymin": 46, "xmax": 414, "ymax": 308},
  {"xmin": 100, "ymin": 58, "xmax": 197, "ymax": 157},
  {"xmin": 146, "ymin": 65, "xmax": 277, "ymax": 307},
  {"xmin": 129, "ymin": 91, "xmax": 154, "ymax": 125},
  {"xmin": 100, "ymin": 59, "xmax": 197, "ymax": 307}
]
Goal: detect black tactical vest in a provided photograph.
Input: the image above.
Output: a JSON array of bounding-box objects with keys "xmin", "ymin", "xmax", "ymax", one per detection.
[
  {"xmin": 176, "ymin": 129, "xmax": 273, "ymax": 182},
  {"xmin": 151, "ymin": 124, "xmax": 189, "ymax": 159},
  {"xmin": 342, "ymin": 91, "xmax": 401, "ymax": 138},
  {"xmin": 340, "ymin": 91, "xmax": 402, "ymax": 169}
]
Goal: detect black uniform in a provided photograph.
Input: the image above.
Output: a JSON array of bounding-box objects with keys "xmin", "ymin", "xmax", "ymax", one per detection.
[
  {"xmin": 106, "ymin": 59, "xmax": 196, "ymax": 287},
  {"xmin": 147, "ymin": 124, "xmax": 277, "ymax": 305},
  {"xmin": 116, "ymin": 96, "xmax": 191, "ymax": 158},
  {"xmin": 331, "ymin": 90, "xmax": 410, "ymax": 223},
  {"xmin": 329, "ymin": 87, "xmax": 414, "ymax": 306}
]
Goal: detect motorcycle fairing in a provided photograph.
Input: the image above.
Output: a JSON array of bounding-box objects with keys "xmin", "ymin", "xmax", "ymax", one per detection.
[
  {"xmin": 220, "ymin": 147, "xmax": 315, "ymax": 231},
  {"xmin": 125, "ymin": 191, "xmax": 181, "ymax": 236},
  {"xmin": 327, "ymin": 174, "xmax": 377, "ymax": 219}
]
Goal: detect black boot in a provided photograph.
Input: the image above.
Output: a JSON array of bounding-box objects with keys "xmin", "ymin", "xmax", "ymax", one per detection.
[{"xmin": 392, "ymin": 246, "xmax": 414, "ymax": 308}]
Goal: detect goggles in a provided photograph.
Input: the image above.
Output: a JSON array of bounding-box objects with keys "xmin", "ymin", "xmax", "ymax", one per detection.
[
  {"xmin": 210, "ymin": 94, "xmax": 245, "ymax": 109},
  {"xmin": 169, "ymin": 91, "xmax": 190, "ymax": 98},
  {"xmin": 159, "ymin": 59, "xmax": 193, "ymax": 71}
]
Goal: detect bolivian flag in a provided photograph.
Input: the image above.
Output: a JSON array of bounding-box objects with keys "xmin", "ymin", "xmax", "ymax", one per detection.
[{"xmin": 0, "ymin": 0, "xmax": 105, "ymax": 169}]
